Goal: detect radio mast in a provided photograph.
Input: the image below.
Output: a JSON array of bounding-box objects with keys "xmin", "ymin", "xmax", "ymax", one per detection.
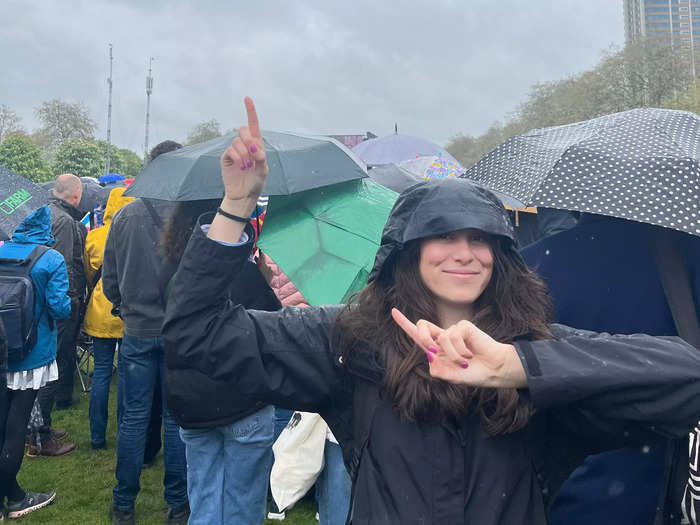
[
  {"xmin": 104, "ymin": 44, "xmax": 113, "ymax": 174},
  {"xmin": 144, "ymin": 57, "xmax": 154, "ymax": 163}
]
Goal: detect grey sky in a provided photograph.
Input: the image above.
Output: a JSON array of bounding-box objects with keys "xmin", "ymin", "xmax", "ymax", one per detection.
[{"xmin": 2, "ymin": 0, "xmax": 624, "ymax": 156}]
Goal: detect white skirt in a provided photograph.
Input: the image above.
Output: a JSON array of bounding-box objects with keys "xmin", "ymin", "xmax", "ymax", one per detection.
[{"xmin": 7, "ymin": 360, "xmax": 59, "ymax": 391}]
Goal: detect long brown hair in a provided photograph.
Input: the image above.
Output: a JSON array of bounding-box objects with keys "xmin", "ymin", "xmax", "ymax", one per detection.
[
  {"xmin": 161, "ymin": 199, "xmax": 220, "ymax": 262},
  {"xmin": 337, "ymin": 235, "xmax": 553, "ymax": 435}
]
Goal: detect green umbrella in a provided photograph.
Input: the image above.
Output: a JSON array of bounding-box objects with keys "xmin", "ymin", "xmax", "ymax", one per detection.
[{"xmin": 257, "ymin": 179, "xmax": 398, "ymax": 305}]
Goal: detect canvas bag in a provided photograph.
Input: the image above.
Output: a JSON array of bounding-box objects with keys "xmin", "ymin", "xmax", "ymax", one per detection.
[{"xmin": 270, "ymin": 411, "xmax": 328, "ymax": 512}]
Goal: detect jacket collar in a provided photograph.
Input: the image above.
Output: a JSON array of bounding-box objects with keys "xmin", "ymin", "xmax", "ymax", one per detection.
[{"xmin": 51, "ymin": 197, "xmax": 83, "ymax": 221}]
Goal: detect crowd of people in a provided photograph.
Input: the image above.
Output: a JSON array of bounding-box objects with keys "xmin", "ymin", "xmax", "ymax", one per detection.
[{"xmin": 0, "ymin": 96, "xmax": 697, "ymax": 525}]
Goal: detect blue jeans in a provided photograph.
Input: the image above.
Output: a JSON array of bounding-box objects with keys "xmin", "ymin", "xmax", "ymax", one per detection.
[
  {"xmin": 316, "ymin": 440, "xmax": 351, "ymax": 525},
  {"xmin": 179, "ymin": 405, "xmax": 274, "ymax": 525},
  {"xmin": 112, "ymin": 335, "xmax": 187, "ymax": 511},
  {"xmin": 274, "ymin": 407, "xmax": 294, "ymax": 441},
  {"xmin": 88, "ymin": 337, "xmax": 119, "ymax": 446}
]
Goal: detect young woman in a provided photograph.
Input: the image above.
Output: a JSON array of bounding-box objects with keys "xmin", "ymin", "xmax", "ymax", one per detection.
[
  {"xmin": 161, "ymin": 198, "xmax": 281, "ymax": 525},
  {"xmin": 0, "ymin": 206, "xmax": 71, "ymax": 518},
  {"xmin": 163, "ymin": 98, "xmax": 700, "ymax": 524}
]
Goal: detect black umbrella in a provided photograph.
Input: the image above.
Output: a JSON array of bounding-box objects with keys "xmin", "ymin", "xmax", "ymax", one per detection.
[
  {"xmin": 125, "ymin": 130, "xmax": 367, "ymax": 201},
  {"xmin": 461, "ymin": 108, "xmax": 700, "ymax": 237},
  {"xmin": 0, "ymin": 166, "xmax": 51, "ymax": 241},
  {"xmin": 78, "ymin": 177, "xmax": 109, "ymax": 215},
  {"xmin": 367, "ymin": 164, "xmax": 422, "ymax": 193}
]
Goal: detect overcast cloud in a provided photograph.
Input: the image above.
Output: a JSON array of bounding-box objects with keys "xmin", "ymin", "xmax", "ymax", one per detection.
[{"xmin": 1, "ymin": 1, "xmax": 624, "ymax": 155}]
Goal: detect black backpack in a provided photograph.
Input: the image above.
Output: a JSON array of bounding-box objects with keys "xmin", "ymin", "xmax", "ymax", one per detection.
[{"xmin": 0, "ymin": 245, "xmax": 51, "ymax": 363}]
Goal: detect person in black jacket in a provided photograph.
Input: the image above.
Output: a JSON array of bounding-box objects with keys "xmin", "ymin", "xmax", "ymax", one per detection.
[
  {"xmin": 161, "ymin": 198, "xmax": 281, "ymax": 525},
  {"xmin": 163, "ymin": 98, "xmax": 700, "ymax": 525}
]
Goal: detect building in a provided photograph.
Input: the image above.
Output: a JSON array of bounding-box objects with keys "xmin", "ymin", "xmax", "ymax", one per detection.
[{"xmin": 624, "ymin": 0, "xmax": 700, "ymax": 75}]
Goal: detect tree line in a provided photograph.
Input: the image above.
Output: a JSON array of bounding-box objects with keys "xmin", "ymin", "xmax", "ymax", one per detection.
[
  {"xmin": 0, "ymin": 99, "xmax": 143, "ymax": 183},
  {"xmin": 446, "ymin": 36, "xmax": 700, "ymax": 169}
]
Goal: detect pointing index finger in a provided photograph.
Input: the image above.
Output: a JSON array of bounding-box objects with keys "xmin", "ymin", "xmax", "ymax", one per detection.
[{"xmin": 244, "ymin": 96, "xmax": 261, "ymax": 139}]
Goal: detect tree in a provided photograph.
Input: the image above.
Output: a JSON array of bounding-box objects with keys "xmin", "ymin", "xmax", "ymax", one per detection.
[
  {"xmin": 0, "ymin": 105, "xmax": 23, "ymax": 144},
  {"xmin": 0, "ymin": 133, "xmax": 52, "ymax": 182},
  {"xmin": 35, "ymin": 99, "xmax": 96, "ymax": 156},
  {"xmin": 186, "ymin": 119, "xmax": 221, "ymax": 145},
  {"xmin": 115, "ymin": 148, "xmax": 143, "ymax": 178},
  {"xmin": 52, "ymin": 139, "xmax": 103, "ymax": 179},
  {"xmin": 452, "ymin": 35, "xmax": 696, "ymax": 168}
]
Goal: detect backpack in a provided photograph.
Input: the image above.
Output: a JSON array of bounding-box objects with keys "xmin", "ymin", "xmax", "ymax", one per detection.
[{"xmin": 0, "ymin": 245, "xmax": 51, "ymax": 363}]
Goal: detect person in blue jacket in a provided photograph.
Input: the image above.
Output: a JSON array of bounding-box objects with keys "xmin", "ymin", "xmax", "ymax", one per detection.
[{"xmin": 0, "ymin": 206, "xmax": 71, "ymax": 519}]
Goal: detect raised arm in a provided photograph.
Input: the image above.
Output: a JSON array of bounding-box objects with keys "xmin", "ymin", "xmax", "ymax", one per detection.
[{"xmin": 163, "ymin": 97, "xmax": 344, "ymax": 412}]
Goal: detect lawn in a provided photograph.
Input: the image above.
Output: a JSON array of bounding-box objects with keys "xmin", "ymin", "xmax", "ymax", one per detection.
[{"xmin": 17, "ymin": 376, "xmax": 317, "ymax": 524}]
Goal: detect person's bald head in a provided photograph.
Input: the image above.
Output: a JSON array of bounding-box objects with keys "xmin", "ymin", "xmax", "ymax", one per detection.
[{"xmin": 53, "ymin": 173, "xmax": 82, "ymax": 208}]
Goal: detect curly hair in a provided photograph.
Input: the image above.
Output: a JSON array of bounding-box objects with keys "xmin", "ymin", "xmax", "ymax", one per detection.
[{"xmin": 149, "ymin": 140, "xmax": 182, "ymax": 162}]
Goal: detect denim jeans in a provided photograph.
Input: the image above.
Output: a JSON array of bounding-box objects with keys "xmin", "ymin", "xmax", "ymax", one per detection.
[
  {"xmin": 112, "ymin": 335, "xmax": 187, "ymax": 511},
  {"xmin": 316, "ymin": 440, "xmax": 351, "ymax": 525},
  {"xmin": 179, "ymin": 405, "xmax": 274, "ymax": 525},
  {"xmin": 273, "ymin": 407, "xmax": 294, "ymax": 441},
  {"xmin": 88, "ymin": 337, "xmax": 119, "ymax": 446}
]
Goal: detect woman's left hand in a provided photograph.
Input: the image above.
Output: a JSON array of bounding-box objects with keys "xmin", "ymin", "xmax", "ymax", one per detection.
[{"xmin": 391, "ymin": 308, "xmax": 527, "ymax": 388}]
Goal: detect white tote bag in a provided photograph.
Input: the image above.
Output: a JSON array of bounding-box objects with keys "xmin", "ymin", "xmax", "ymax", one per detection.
[{"xmin": 270, "ymin": 411, "xmax": 328, "ymax": 512}]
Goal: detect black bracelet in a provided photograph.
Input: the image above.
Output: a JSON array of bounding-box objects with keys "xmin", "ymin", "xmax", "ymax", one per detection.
[{"xmin": 216, "ymin": 207, "xmax": 250, "ymax": 224}]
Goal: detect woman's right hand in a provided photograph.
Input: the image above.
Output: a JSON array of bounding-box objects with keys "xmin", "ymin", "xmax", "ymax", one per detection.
[
  {"xmin": 220, "ymin": 97, "xmax": 268, "ymax": 209},
  {"xmin": 208, "ymin": 97, "xmax": 268, "ymax": 244}
]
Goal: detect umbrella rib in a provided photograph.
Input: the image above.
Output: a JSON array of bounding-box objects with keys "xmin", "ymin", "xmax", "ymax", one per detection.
[{"xmin": 312, "ymin": 215, "xmax": 379, "ymax": 245}]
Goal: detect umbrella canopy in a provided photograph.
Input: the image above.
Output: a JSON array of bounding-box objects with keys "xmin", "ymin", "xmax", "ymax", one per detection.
[
  {"xmin": 399, "ymin": 155, "xmax": 466, "ymax": 181},
  {"xmin": 461, "ymin": 108, "xmax": 700, "ymax": 237},
  {"xmin": 0, "ymin": 166, "xmax": 51, "ymax": 241},
  {"xmin": 367, "ymin": 164, "xmax": 422, "ymax": 193},
  {"xmin": 125, "ymin": 130, "xmax": 367, "ymax": 201},
  {"xmin": 78, "ymin": 177, "xmax": 111, "ymax": 215},
  {"xmin": 257, "ymin": 179, "xmax": 398, "ymax": 305},
  {"xmin": 352, "ymin": 134, "xmax": 459, "ymax": 166}
]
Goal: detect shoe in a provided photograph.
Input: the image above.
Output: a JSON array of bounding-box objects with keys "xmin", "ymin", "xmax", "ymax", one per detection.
[
  {"xmin": 28, "ymin": 437, "xmax": 76, "ymax": 457},
  {"xmin": 51, "ymin": 428, "xmax": 67, "ymax": 440},
  {"xmin": 267, "ymin": 510, "xmax": 286, "ymax": 520},
  {"xmin": 166, "ymin": 502, "xmax": 190, "ymax": 524},
  {"xmin": 91, "ymin": 441, "xmax": 107, "ymax": 450},
  {"xmin": 54, "ymin": 398, "xmax": 80, "ymax": 410},
  {"xmin": 110, "ymin": 505, "xmax": 135, "ymax": 525},
  {"xmin": 7, "ymin": 490, "xmax": 56, "ymax": 518}
]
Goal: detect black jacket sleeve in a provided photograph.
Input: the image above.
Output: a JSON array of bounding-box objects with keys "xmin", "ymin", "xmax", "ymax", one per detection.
[
  {"xmin": 102, "ymin": 212, "xmax": 121, "ymax": 310},
  {"xmin": 515, "ymin": 324, "xmax": 700, "ymax": 452},
  {"xmin": 163, "ymin": 217, "xmax": 345, "ymax": 412}
]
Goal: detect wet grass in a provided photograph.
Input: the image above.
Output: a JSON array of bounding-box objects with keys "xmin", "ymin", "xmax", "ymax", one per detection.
[{"xmin": 16, "ymin": 377, "xmax": 317, "ymax": 524}]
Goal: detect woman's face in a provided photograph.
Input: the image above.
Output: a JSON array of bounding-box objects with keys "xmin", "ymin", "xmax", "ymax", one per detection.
[{"xmin": 419, "ymin": 228, "xmax": 494, "ymax": 311}]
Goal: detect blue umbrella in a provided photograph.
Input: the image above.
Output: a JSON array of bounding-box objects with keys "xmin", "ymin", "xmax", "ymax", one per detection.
[{"xmin": 352, "ymin": 134, "xmax": 459, "ymax": 166}]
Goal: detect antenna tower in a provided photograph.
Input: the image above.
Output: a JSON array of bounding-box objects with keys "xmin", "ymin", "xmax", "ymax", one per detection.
[
  {"xmin": 144, "ymin": 57, "xmax": 154, "ymax": 162},
  {"xmin": 105, "ymin": 44, "xmax": 113, "ymax": 174}
]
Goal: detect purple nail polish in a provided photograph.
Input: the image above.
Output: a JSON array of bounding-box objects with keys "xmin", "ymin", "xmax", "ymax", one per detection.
[
  {"xmin": 241, "ymin": 164, "xmax": 247, "ymax": 171},
  {"xmin": 428, "ymin": 346, "xmax": 438, "ymax": 354},
  {"xmin": 427, "ymin": 353, "xmax": 434, "ymax": 363},
  {"xmin": 250, "ymin": 144, "xmax": 257, "ymax": 153},
  {"xmin": 461, "ymin": 361, "xmax": 469, "ymax": 369},
  {"xmin": 246, "ymin": 160, "xmax": 253, "ymax": 168}
]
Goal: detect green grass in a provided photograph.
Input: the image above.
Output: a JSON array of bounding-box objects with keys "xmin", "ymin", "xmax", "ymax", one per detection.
[{"xmin": 17, "ymin": 376, "xmax": 317, "ymax": 524}]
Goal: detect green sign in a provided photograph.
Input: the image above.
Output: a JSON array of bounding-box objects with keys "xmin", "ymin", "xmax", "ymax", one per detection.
[{"xmin": 0, "ymin": 189, "xmax": 33, "ymax": 215}]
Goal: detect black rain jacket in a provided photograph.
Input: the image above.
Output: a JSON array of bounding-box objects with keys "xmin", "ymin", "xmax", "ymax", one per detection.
[{"xmin": 164, "ymin": 181, "xmax": 700, "ymax": 524}]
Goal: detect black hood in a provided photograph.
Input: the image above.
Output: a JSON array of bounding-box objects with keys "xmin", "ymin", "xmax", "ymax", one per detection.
[{"xmin": 368, "ymin": 178, "xmax": 516, "ymax": 283}]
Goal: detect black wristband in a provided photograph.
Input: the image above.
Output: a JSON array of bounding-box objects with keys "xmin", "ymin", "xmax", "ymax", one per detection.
[{"xmin": 216, "ymin": 207, "xmax": 250, "ymax": 224}]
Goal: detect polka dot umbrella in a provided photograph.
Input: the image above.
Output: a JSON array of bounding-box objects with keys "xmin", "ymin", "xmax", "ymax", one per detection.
[{"xmin": 460, "ymin": 108, "xmax": 700, "ymax": 237}]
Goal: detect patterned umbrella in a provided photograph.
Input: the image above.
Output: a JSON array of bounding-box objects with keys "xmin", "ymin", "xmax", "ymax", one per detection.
[
  {"xmin": 399, "ymin": 155, "xmax": 466, "ymax": 181},
  {"xmin": 352, "ymin": 134, "xmax": 459, "ymax": 166},
  {"xmin": 0, "ymin": 166, "xmax": 50, "ymax": 241},
  {"xmin": 461, "ymin": 108, "xmax": 700, "ymax": 236}
]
